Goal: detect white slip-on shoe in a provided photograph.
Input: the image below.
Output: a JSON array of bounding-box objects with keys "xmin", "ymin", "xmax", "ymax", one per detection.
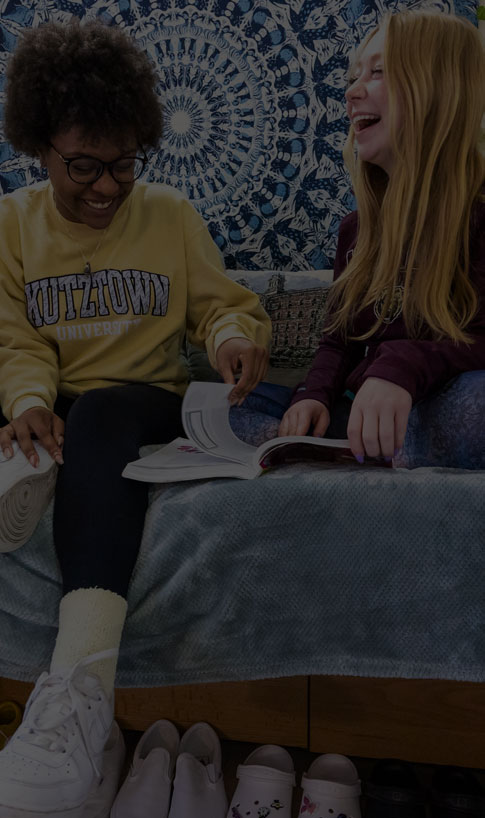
[
  {"xmin": 168, "ymin": 721, "xmax": 228, "ymax": 818},
  {"xmin": 0, "ymin": 440, "xmax": 57, "ymax": 552},
  {"xmin": 0, "ymin": 648, "xmax": 121, "ymax": 818},
  {"xmin": 84, "ymin": 720, "xmax": 126, "ymax": 818},
  {"xmin": 299, "ymin": 753, "xmax": 361, "ymax": 818},
  {"xmin": 110, "ymin": 719, "xmax": 179, "ymax": 818},
  {"xmin": 226, "ymin": 744, "xmax": 295, "ymax": 818}
]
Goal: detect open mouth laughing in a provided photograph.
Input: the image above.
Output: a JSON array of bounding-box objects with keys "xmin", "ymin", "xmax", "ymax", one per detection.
[{"xmin": 353, "ymin": 113, "xmax": 381, "ymax": 132}]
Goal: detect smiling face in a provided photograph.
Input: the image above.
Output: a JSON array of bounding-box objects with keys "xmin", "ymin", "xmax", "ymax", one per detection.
[
  {"xmin": 345, "ymin": 27, "xmax": 398, "ymax": 176},
  {"xmin": 40, "ymin": 128, "xmax": 138, "ymax": 229}
]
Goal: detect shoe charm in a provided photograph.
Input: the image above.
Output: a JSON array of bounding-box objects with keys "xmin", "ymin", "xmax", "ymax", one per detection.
[
  {"xmin": 232, "ymin": 806, "xmax": 272, "ymax": 817},
  {"xmin": 300, "ymin": 795, "xmax": 318, "ymax": 813}
]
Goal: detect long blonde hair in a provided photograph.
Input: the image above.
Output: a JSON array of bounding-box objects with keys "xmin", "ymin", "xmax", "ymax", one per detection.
[{"xmin": 326, "ymin": 11, "xmax": 485, "ymax": 342}]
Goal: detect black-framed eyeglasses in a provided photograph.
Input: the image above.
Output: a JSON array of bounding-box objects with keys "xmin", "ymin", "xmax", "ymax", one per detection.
[{"xmin": 49, "ymin": 143, "xmax": 148, "ymax": 184}]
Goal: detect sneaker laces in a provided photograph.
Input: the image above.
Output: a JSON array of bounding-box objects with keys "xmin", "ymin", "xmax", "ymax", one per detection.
[{"xmin": 17, "ymin": 649, "xmax": 116, "ymax": 778}]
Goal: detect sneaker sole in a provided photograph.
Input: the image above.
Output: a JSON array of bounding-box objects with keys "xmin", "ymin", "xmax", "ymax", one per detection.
[
  {"xmin": 0, "ymin": 723, "xmax": 125, "ymax": 818},
  {"xmin": 0, "ymin": 445, "xmax": 57, "ymax": 553}
]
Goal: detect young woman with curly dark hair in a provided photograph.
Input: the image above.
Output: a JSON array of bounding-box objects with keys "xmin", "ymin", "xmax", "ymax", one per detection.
[{"xmin": 0, "ymin": 19, "xmax": 270, "ymax": 818}]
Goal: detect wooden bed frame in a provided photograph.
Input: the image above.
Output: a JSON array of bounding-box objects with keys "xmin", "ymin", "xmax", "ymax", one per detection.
[{"xmin": 2, "ymin": 674, "xmax": 484, "ymax": 769}]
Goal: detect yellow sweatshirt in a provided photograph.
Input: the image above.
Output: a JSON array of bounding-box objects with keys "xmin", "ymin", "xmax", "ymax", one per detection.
[{"xmin": 0, "ymin": 181, "xmax": 271, "ymax": 420}]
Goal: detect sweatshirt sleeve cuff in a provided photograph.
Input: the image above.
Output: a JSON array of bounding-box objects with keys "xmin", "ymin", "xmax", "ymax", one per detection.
[
  {"xmin": 11, "ymin": 396, "xmax": 49, "ymax": 420},
  {"xmin": 206, "ymin": 327, "xmax": 246, "ymax": 368},
  {"xmin": 290, "ymin": 385, "xmax": 332, "ymax": 410},
  {"xmin": 207, "ymin": 323, "xmax": 270, "ymax": 368}
]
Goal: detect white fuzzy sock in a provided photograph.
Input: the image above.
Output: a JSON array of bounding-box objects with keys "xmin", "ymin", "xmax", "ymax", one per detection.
[{"xmin": 50, "ymin": 588, "xmax": 128, "ymax": 695}]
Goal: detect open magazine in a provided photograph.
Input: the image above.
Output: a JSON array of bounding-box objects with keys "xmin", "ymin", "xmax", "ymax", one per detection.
[{"xmin": 123, "ymin": 382, "xmax": 388, "ymax": 483}]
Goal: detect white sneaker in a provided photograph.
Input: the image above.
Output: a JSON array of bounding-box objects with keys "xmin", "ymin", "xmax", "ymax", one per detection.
[
  {"xmin": 0, "ymin": 440, "xmax": 57, "ymax": 552},
  {"xmin": 110, "ymin": 719, "xmax": 179, "ymax": 818},
  {"xmin": 0, "ymin": 649, "xmax": 124, "ymax": 818},
  {"xmin": 168, "ymin": 722, "xmax": 228, "ymax": 818}
]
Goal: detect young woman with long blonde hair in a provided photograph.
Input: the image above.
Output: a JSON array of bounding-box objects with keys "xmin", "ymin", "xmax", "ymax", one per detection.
[{"xmin": 278, "ymin": 10, "xmax": 485, "ymax": 466}]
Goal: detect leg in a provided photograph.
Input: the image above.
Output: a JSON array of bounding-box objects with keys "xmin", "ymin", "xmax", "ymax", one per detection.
[
  {"xmin": 0, "ymin": 384, "xmax": 184, "ymax": 817},
  {"xmin": 53, "ymin": 382, "xmax": 183, "ymax": 595},
  {"xmin": 396, "ymin": 371, "xmax": 485, "ymax": 469},
  {"xmin": 51, "ymin": 382, "xmax": 184, "ymax": 686},
  {"xmin": 229, "ymin": 382, "xmax": 294, "ymax": 445}
]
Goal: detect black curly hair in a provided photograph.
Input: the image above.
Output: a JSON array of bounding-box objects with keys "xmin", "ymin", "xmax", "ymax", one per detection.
[{"xmin": 4, "ymin": 19, "xmax": 163, "ymax": 156}]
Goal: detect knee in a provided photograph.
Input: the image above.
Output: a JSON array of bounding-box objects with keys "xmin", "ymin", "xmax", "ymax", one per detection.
[
  {"xmin": 65, "ymin": 387, "xmax": 126, "ymax": 437},
  {"xmin": 445, "ymin": 371, "xmax": 485, "ymax": 405}
]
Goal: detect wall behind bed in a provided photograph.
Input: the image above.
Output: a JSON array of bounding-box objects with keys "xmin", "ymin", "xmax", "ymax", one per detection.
[{"xmin": 0, "ymin": 0, "xmax": 478, "ymax": 274}]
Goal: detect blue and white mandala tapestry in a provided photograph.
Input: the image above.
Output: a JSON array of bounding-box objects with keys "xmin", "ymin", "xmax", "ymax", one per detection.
[{"xmin": 0, "ymin": 0, "xmax": 478, "ymax": 270}]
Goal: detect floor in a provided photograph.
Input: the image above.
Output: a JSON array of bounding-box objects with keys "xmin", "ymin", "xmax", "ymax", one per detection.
[{"xmin": 121, "ymin": 730, "xmax": 485, "ymax": 817}]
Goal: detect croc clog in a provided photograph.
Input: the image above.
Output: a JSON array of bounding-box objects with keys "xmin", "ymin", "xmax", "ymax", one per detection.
[
  {"xmin": 299, "ymin": 753, "xmax": 362, "ymax": 817},
  {"xmin": 226, "ymin": 744, "xmax": 295, "ymax": 818}
]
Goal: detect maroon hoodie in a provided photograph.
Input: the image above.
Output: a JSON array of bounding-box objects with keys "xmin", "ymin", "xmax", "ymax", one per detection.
[{"xmin": 291, "ymin": 197, "xmax": 485, "ymax": 410}]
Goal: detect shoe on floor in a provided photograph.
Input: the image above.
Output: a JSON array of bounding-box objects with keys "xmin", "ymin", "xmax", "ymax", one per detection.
[
  {"xmin": 81, "ymin": 720, "xmax": 125, "ymax": 818},
  {"xmin": 226, "ymin": 744, "xmax": 295, "ymax": 818},
  {"xmin": 430, "ymin": 765, "xmax": 485, "ymax": 817},
  {"xmin": 0, "ymin": 440, "xmax": 57, "ymax": 552},
  {"xmin": 299, "ymin": 753, "xmax": 361, "ymax": 817},
  {"xmin": 0, "ymin": 648, "xmax": 123, "ymax": 818},
  {"xmin": 364, "ymin": 758, "xmax": 426, "ymax": 817},
  {"xmin": 0, "ymin": 700, "xmax": 23, "ymax": 750},
  {"xmin": 168, "ymin": 721, "xmax": 228, "ymax": 818},
  {"xmin": 111, "ymin": 719, "xmax": 179, "ymax": 817}
]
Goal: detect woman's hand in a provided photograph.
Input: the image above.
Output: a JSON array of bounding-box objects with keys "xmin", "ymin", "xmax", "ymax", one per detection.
[
  {"xmin": 216, "ymin": 338, "xmax": 269, "ymax": 404},
  {"xmin": 0, "ymin": 407, "xmax": 65, "ymax": 467},
  {"xmin": 278, "ymin": 399, "xmax": 330, "ymax": 437},
  {"xmin": 347, "ymin": 377, "xmax": 412, "ymax": 461}
]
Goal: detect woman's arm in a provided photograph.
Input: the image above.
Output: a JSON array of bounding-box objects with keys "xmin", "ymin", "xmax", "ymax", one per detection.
[
  {"xmin": 0, "ymin": 203, "xmax": 62, "ymax": 461},
  {"xmin": 183, "ymin": 200, "xmax": 272, "ymax": 400},
  {"xmin": 0, "ymin": 267, "xmax": 63, "ymax": 463},
  {"xmin": 360, "ymin": 331, "xmax": 485, "ymax": 404},
  {"xmin": 280, "ymin": 210, "xmax": 362, "ymax": 434},
  {"xmin": 0, "ymin": 260, "xmax": 59, "ymax": 422}
]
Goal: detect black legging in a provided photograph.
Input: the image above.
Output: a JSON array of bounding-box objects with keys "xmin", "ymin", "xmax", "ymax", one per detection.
[{"xmin": 2, "ymin": 384, "xmax": 184, "ymax": 597}]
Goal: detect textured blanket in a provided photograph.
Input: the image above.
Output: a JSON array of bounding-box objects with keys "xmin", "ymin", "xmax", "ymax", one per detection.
[{"xmin": 1, "ymin": 463, "xmax": 484, "ymax": 686}]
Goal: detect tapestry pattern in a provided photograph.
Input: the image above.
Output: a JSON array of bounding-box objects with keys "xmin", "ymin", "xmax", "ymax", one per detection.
[{"xmin": 0, "ymin": 0, "xmax": 478, "ymax": 271}]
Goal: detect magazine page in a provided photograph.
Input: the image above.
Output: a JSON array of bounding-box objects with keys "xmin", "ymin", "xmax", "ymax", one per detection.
[
  {"xmin": 123, "ymin": 382, "xmax": 263, "ymax": 483},
  {"xmin": 256, "ymin": 433, "xmax": 350, "ymax": 460},
  {"xmin": 122, "ymin": 437, "xmax": 256, "ymax": 482},
  {"xmin": 181, "ymin": 381, "xmax": 258, "ymax": 466},
  {"xmin": 257, "ymin": 438, "xmax": 392, "ymax": 469}
]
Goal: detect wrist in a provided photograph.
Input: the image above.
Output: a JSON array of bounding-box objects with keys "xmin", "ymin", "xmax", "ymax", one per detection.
[{"xmin": 11, "ymin": 397, "xmax": 49, "ymax": 420}]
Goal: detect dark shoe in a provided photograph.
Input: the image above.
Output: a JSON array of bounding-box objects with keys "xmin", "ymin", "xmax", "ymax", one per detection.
[
  {"xmin": 364, "ymin": 758, "xmax": 426, "ymax": 817},
  {"xmin": 431, "ymin": 765, "xmax": 485, "ymax": 817}
]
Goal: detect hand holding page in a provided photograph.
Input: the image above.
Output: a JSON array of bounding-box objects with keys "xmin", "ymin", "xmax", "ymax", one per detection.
[{"xmin": 122, "ymin": 382, "xmax": 381, "ymax": 483}]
